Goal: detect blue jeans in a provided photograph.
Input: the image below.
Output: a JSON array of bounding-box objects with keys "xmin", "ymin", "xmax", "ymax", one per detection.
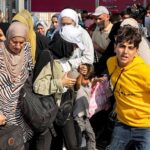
[{"xmin": 107, "ymin": 121, "xmax": 150, "ymax": 150}]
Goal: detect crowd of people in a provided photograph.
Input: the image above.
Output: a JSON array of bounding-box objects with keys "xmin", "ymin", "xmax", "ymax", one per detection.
[{"xmin": 0, "ymin": 2, "xmax": 150, "ymax": 150}]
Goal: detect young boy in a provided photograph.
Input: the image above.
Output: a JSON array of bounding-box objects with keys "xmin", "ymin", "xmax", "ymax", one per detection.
[
  {"xmin": 106, "ymin": 25, "xmax": 150, "ymax": 150},
  {"xmin": 73, "ymin": 64, "xmax": 96, "ymax": 150}
]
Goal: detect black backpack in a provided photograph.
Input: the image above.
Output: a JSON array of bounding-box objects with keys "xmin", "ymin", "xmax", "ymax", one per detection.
[{"xmin": 19, "ymin": 50, "xmax": 58, "ymax": 134}]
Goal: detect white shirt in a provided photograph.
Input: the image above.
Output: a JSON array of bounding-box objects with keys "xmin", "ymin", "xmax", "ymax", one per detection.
[{"xmin": 68, "ymin": 26, "xmax": 94, "ymax": 69}]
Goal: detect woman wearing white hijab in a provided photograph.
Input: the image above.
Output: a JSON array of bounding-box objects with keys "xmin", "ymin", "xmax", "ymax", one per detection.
[
  {"xmin": 0, "ymin": 22, "xmax": 33, "ymax": 148},
  {"xmin": 55, "ymin": 8, "xmax": 94, "ymax": 74},
  {"xmin": 49, "ymin": 8, "xmax": 94, "ymax": 150}
]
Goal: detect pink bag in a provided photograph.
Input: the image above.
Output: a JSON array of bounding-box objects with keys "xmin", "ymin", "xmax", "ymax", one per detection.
[{"xmin": 88, "ymin": 79, "xmax": 112, "ymax": 118}]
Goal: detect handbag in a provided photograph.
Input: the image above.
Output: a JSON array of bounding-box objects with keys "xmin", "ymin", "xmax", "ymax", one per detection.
[
  {"xmin": 89, "ymin": 78, "xmax": 113, "ymax": 118},
  {"xmin": 19, "ymin": 77, "xmax": 58, "ymax": 133},
  {"xmin": 19, "ymin": 50, "xmax": 58, "ymax": 134},
  {"xmin": 0, "ymin": 125, "xmax": 24, "ymax": 150}
]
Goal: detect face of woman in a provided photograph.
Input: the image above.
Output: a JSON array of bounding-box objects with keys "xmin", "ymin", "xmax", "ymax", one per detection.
[
  {"xmin": 61, "ymin": 17, "xmax": 75, "ymax": 26},
  {"xmin": 37, "ymin": 24, "xmax": 45, "ymax": 35},
  {"xmin": 8, "ymin": 36, "xmax": 25, "ymax": 54},
  {"xmin": 51, "ymin": 17, "xmax": 59, "ymax": 29}
]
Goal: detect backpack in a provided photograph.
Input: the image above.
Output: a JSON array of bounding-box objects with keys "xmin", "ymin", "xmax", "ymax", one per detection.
[{"xmin": 19, "ymin": 50, "xmax": 58, "ymax": 134}]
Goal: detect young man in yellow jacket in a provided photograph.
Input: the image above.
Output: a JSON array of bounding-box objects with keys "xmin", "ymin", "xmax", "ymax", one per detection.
[{"xmin": 106, "ymin": 25, "xmax": 150, "ymax": 150}]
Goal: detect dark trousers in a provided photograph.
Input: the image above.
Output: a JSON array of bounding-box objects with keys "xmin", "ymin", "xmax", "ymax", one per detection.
[
  {"xmin": 29, "ymin": 129, "xmax": 52, "ymax": 150},
  {"xmin": 51, "ymin": 117, "xmax": 79, "ymax": 150}
]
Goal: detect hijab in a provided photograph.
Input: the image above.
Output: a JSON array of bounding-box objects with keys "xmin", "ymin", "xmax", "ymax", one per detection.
[
  {"xmin": 59, "ymin": 25, "xmax": 84, "ymax": 50},
  {"xmin": 12, "ymin": 9, "xmax": 36, "ymax": 64},
  {"xmin": 49, "ymin": 31, "xmax": 74, "ymax": 59},
  {"xmin": 51, "ymin": 8, "xmax": 80, "ymax": 39},
  {"xmin": 36, "ymin": 20, "xmax": 49, "ymax": 35},
  {"xmin": 4, "ymin": 22, "xmax": 28, "ymax": 81},
  {"xmin": 6, "ymin": 22, "xmax": 28, "ymax": 41},
  {"xmin": 59, "ymin": 8, "xmax": 79, "ymax": 27}
]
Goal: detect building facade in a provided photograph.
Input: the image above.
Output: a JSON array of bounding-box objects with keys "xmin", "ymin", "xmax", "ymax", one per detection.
[
  {"xmin": 31, "ymin": 0, "xmax": 149, "ymax": 13},
  {"xmin": 0, "ymin": 0, "xmax": 31, "ymax": 22}
]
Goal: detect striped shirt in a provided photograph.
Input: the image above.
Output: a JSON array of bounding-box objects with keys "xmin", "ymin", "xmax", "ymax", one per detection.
[{"xmin": 0, "ymin": 42, "xmax": 33, "ymax": 142}]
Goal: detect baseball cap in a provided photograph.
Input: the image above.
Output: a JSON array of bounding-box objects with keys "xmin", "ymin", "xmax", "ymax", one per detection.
[
  {"xmin": 120, "ymin": 18, "xmax": 139, "ymax": 29},
  {"xmin": 93, "ymin": 6, "xmax": 109, "ymax": 16}
]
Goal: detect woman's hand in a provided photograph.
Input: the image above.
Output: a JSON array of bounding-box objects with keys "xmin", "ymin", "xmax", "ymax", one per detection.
[
  {"xmin": 61, "ymin": 74, "xmax": 76, "ymax": 88},
  {"xmin": 0, "ymin": 113, "xmax": 6, "ymax": 125}
]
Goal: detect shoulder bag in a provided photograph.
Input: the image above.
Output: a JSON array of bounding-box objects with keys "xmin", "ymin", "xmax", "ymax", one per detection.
[{"xmin": 19, "ymin": 50, "xmax": 58, "ymax": 134}]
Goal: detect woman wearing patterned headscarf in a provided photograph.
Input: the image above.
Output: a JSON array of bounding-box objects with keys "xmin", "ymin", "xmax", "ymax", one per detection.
[{"xmin": 0, "ymin": 21, "xmax": 33, "ymax": 147}]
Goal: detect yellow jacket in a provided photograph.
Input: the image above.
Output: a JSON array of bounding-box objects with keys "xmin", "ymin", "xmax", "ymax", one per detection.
[{"xmin": 107, "ymin": 56, "xmax": 150, "ymax": 127}]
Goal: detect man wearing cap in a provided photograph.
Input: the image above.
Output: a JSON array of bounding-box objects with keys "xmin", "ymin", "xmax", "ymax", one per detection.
[{"xmin": 92, "ymin": 6, "xmax": 113, "ymax": 59}]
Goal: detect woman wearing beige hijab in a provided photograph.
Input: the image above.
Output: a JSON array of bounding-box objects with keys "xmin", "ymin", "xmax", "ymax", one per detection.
[
  {"xmin": 0, "ymin": 22, "xmax": 33, "ymax": 147},
  {"xmin": 12, "ymin": 9, "xmax": 36, "ymax": 64}
]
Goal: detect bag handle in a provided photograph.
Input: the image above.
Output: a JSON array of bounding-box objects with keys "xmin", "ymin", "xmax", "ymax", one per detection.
[
  {"xmin": 33, "ymin": 50, "xmax": 54, "ymax": 82},
  {"xmin": 108, "ymin": 66, "xmax": 124, "ymax": 93},
  {"xmin": 108, "ymin": 68, "xmax": 124, "ymax": 121}
]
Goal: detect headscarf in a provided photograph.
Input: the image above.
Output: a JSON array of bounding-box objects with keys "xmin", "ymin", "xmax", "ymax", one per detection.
[
  {"xmin": 51, "ymin": 8, "xmax": 80, "ymax": 39},
  {"xmin": 59, "ymin": 25, "xmax": 84, "ymax": 50},
  {"xmin": 52, "ymin": 13, "xmax": 60, "ymax": 19},
  {"xmin": 36, "ymin": 20, "xmax": 49, "ymax": 35},
  {"xmin": 50, "ymin": 13, "xmax": 59, "ymax": 29},
  {"xmin": 59, "ymin": 8, "xmax": 79, "ymax": 27},
  {"xmin": 6, "ymin": 22, "xmax": 28, "ymax": 40},
  {"xmin": 49, "ymin": 31, "xmax": 74, "ymax": 59},
  {"xmin": 4, "ymin": 22, "xmax": 28, "ymax": 81},
  {"xmin": 12, "ymin": 9, "xmax": 36, "ymax": 64}
]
